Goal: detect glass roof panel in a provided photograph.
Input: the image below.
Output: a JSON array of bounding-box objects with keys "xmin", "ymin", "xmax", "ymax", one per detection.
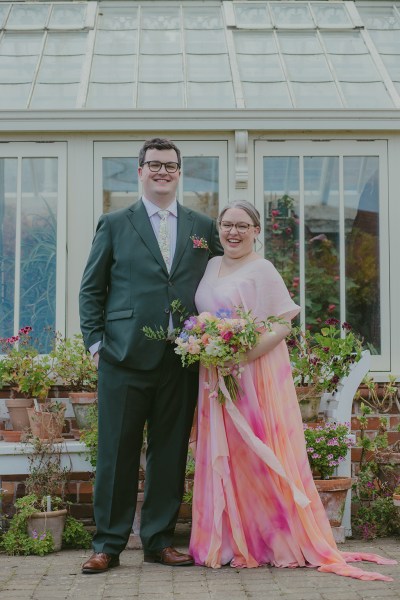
[
  {"xmin": 187, "ymin": 54, "xmax": 231, "ymax": 82},
  {"xmin": 284, "ymin": 54, "xmax": 332, "ymax": 82},
  {"xmin": 187, "ymin": 82, "xmax": 235, "ymax": 108},
  {"xmin": 30, "ymin": 83, "xmax": 79, "ymax": 108},
  {"xmin": 330, "ymin": 54, "xmax": 380, "ymax": 82},
  {"xmin": 139, "ymin": 54, "xmax": 183, "ymax": 83},
  {"xmin": 242, "ymin": 81, "xmax": 292, "ymax": 108},
  {"xmin": 234, "ymin": 4, "xmax": 272, "ymax": 28},
  {"xmin": 94, "ymin": 29, "xmax": 137, "ymax": 55},
  {"xmin": 321, "ymin": 31, "xmax": 368, "ymax": 55},
  {"xmin": 91, "ymin": 54, "xmax": 135, "ymax": 83},
  {"xmin": 311, "ymin": 3, "xmax": 352, "ymax": 28},
  {"xmin": 185, "ymin": 29, "xmax": 227, "ymax": 54},
  {"xmin": 140, "ymin": 30, "xmax": 181, "ymax": 55},
  {"xmin": 0, "ymin": 83, "xmax": 30, "ymax": 108},
  {"xmin": 48, "ymin": 4, "xmax": 87, "ymax": 29},
  {"xmin": 141, "ymin": 7, "xmax": 180, "ymax": 30},
  {"xmin": 45, "ymin": 32, "xmax": 88, "ymax": 56},
  {"xmin": 357, "ymin": 6, "xmax": 400, "ymax": 29},
  {"xmin": 237, "ymin": 54, "xmax": 284, "ymax": 82},
  {"xmin": 183, "ymin": 7, "xmax": 223, "ymax": 29},
  {"xmin": 37, "ymin": 55, "xmax": 84, "ymax": 83},
  {"xmin": 234, "ymin": 31, "xmax": 277, "ymax": 54},
  {"xmin": 271, "ymin": 3, "xmax": 314, "ymax": 28},
  {"xmin": 6, "ymin": 3, "xmax": 49, "ymax": 29},
  {"xmin": 0, "ymin": 32, "xmax": 42, "ymax": 55},
  {"xmin": 0, "ymin": 55, "xmax": 37, "ymax": 83},
  {"xmin": 97, "ymin": 6, "xmax": 138, "ymax": 30},
  {"xmin": 381, "ymin": 55, "xmax": 400, "ymax": 81},
  {"xmin": 86, "ymin": 82, "xmax": 134, "ymax": 108},
  {"xmin": 0, "ymin": 4, "xmax": 10, "ymax": 28},
  {"xmin": 138, "ymin": 82, "xmax": 184, "ymax": 107},
  {"xmin": 369, "ymin": 30, "xmax": 400, "ymax": 54},
  {"xmin": 278, "ymin": 31, "xmax": 321, "ymax": 54},
  {"xmin": 291, "ymin": 81, "xmax": 341, "ymax": 108},
  {"xmin": 340, "ymin": 82, "xmax": 394, "ymax": 108}
]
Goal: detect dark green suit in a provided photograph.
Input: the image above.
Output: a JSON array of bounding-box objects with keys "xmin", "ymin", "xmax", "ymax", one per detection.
[{"xmin": 79, "ymin": 200, "xmax": 222, "ymax": 555}]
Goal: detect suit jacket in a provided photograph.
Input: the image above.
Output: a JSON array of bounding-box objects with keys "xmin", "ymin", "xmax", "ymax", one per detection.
[{"xmin": 79, "ymin": 200, "xmax": 222, "ymax": 370}]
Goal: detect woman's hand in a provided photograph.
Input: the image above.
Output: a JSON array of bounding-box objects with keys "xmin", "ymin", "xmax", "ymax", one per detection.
[{"xmin": 244, "ymin": 321, "xmax": 291, "ymax": 363}]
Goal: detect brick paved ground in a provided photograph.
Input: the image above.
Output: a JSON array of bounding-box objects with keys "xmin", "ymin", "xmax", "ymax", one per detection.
[{"xmin": 0, "ymin": 526, "xmax": 399, "ymax": 600}]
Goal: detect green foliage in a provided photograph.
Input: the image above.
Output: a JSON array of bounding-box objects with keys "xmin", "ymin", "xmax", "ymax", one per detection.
[
  {"xmin": 303, "ymin": 422, "xmax": 352, "ymax": 480},
  {"xmin": 24, "ymin": 436, "xmax": 69, "ymax": 501},
  {"xmin": 0, "ymin": 327, "xmax": 55, "ymax": 400},
  {"xmin": 62, "ymin": 516, "xmax": 92, "ymax": 549},
  {"xmin": 79, "ymin": 403, "xmax": 99, "ymax": 472},
  {"xmin": 288, "ymin": 319, "xmax": 364, "ymax": 394},
  {"xmin": 353, "ymin": 496, "xmax": 400, "ymax": 540},
  {"xmin": 54, "ymin": 333, "xmax": 97, "ymax": 391},
  {"xmin": 1, "ymin": 495, "xmax": 55, "ymax": 556}
]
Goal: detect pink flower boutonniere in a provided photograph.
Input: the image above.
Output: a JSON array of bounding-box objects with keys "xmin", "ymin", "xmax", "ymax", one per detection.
[{"xmin": 191, "ymin": 235, "xmax": 209, "ymax": 250}]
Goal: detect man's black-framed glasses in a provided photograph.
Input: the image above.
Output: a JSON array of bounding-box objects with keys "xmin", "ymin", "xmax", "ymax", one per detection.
[{"xmin": 142, "ymin": 161, "xmax": 181, "ymax": 173}]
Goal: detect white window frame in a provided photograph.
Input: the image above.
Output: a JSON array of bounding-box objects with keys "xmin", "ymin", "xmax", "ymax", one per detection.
[
  {"xmin": 0, "ymin": 141, "xmax": 67, "ymax": 337},
  {"xmin": 255, "ymin": 138, "xmax": 389, "ymax": 372}
]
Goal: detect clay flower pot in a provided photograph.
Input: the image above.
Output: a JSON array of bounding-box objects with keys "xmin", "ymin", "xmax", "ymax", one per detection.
[
  {"xmin": 0, "ymin": 429, "xmax": 23, "ymax": 443},
  {"xmin": 27, "ymin": 508, "xmax": 67, "ymax": 552},
  {"xmin": 68, "ymin": 392, "xmax": 97, "ymax": 430},
  {"xmin": 27, "ymin": 404, "xmax": 66, "ymax": 441},
  {"xmin": 5, "ymin": 398, "xmax": 34, "ymax": 431},
  {"xmin": 314, "ymin": 476, "xmax": 352, "ymax": 527}
]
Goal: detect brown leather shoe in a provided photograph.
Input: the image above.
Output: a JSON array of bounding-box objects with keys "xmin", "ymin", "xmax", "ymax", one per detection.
[
  {"xmin": 82, "ymin": 552, "xmax": 120, "ymax": 574},
  {"xmin": 144, "ymin": 546, "xmax": 194, "ymax": 566}
]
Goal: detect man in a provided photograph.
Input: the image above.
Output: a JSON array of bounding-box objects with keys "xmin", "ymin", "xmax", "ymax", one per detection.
[{"xmin": 79, "ymin": 138, "xmax": 222, "ymax": 573}]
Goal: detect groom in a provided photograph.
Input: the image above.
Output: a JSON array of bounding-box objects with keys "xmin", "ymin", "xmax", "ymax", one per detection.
[{"xmin": 79, "ymin": 138, "xmax": 222, "ymax": 573}]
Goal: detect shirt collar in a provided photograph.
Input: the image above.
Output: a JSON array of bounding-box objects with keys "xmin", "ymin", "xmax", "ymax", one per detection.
[{"xmin": 142, "ymin": 196, "xmax": 178, "ymax": 218}]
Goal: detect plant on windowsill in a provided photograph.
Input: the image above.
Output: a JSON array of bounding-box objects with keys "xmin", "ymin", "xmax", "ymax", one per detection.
[
  {"xmin": 303, "ymin": 421, "xmax": 353, "ymax": 528},
  {"xmin": 287, "ymin": 318, "xmax": 364, "ymax": 422},
  {"xmin": 0, "ymin": 435, "xmax": 91, "ymax": 555},
  {"xmin": 54, "ymin": 333, "xmax": 98, "ymax": 433},
  {"xmin": 0, "ymin": 327, "xmax": 56, "ymax": 433}
]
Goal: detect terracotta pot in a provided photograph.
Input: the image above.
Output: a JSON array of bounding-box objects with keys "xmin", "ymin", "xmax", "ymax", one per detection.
[
  {"xmin": 69, "ymin": 392, "xmax": 97, "ymax": 430},
  {"xmin": 0, "ymin": 429, "xmax": 23, "ymax": 442},
  {"xmin": 27, "ymin": 404, "xmax": 66, "ymax": 441},
  {"xmin": 5, "ymin": 398, "xmax": 34, "ymax": 431},
  {"xmin": 314, "ymin": 476, "xmax": 352, "ymax": 527},
  {"xmin": 296, "ymin": 387, "xmax": 321, "ymax": 422},
  {"xmin": 27, "ymin": 508, "xmax": 67, "ymax": 552},
  {"xmin": 393, "ymin": 494, "xmax": 400, "ymax": 507}
]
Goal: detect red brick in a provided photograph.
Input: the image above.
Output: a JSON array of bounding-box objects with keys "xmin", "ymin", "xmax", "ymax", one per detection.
[
  {"xmin": 390, "ymin": 416, "xmax": 400, "ymax": 429},
  {"xmin": 69, "ymin": 503, "xmax": 94, "ymax": 519},
  {"xmin": 78, "ymin": 482, "xmax": 93, "ymax": 503},
  {"xmin": 67, "ymin": 472, "xmax": 92, "ymax": 481},
  {"xmin": 387, "ymin": 431, "xmax": 400, "ymax": 445}
]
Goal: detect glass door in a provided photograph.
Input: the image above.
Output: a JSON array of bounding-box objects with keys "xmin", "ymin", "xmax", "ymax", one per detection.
[{"xmin": 255, "ymin": 139, "xmax": 389, "ymax": 371}]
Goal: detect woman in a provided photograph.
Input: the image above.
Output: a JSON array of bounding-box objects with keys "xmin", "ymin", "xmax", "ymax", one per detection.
[{"xmin": 189, "ymin": 201, "xmax": 395, "ymax": 580}]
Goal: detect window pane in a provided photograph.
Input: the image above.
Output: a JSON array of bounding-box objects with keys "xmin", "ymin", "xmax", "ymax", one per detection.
[
  {"xmin": 45, "ymin": 32, "xmax": 88, "ymax": 55},
  {"xmin": 358, "ymin": 7, "xmax": 400, "ymax": 30},
  {"xmin": 291, "ymin": 82, "xmax": 341, "ymax": 108},
  {"xmin": 345, "ymin": 156, "xmax": 380, "ymax": 353},
  {"xmin": 0, "ymin": 55, "xmax": 38, "ymax": 83},
  {"xmin": 20, "ymin": 158, "xmax": 57, "ymax": 351},
  {"xmin": 312, "ymin": 4, "xmax": 352, "ymax": 28},
  {"xmin": 185, "ymin": 29, "xmax": 227, "ymax": 54},
  {"xmin": 98, "ymin": 6, "xmax": 138, "ymax": 30},
  {"xmin": 30, "ymin": 83, "xmax": 79, "ymax": 108},
  {"xmin": 263, "ymin": 157, "xmax": 300, "ymax": 310},
  {"xmin": 6, "ymin": 4, "xmax": 49, "ymax": 29},
  {"xmin": 48, "ymin": 4, "xmax": 86, "ymax": 29},
  {"xmin": 237, "ymin": 54, "xmax": 284, "ymax": 82},
  {"xmin": 94, "ymin": 30, "xmax": 137, "ymax": 55},
  {"xmin": 0, "ymin": 4, "xmax": 10, "ymax": 28},
  {"xmin": 322, "ymin": 32, "xmax": 367, "ymax": 55},
  {"xmin": 234, "ymin": 31, "xmax": 277, "ymax": 54},
  {"xmin": 340, "ymin": 82, "xmax": 393, "ymax": 108},
  {"xmin": 369, "ymin": 30, "xmax": 400, "ymax": 54},
  {"xmin": 86, "ymin": 83, "xmax": 134, "ymax": 108},
  {"xmin": 137, "ymin": 82, "xmax": 183, "ymax": 108},
  {"xmin": 242, "ymin": 82, "xmax": 292, "ymax": 108},
  {"xmin": 187, "ymin": 82, "xmax": 235, "ymax": 108},
  {"xmin": 330, "ymin": 54, "xmax": 380, "ymax": 82},
  {"xmin": 0, "ymin": 32, "xmax": 43, "ymax": 56},
  {"xmin": 271, "ymin": 4, "xmax": 314, "ymax": 28},
  {"xmin": 102, "ymin": 158, "xmax": 138, "ymax": 213},
  {"xmin": 284, "ymin": 55, "xmax": 332, "ymax": 82},
  {"xmin": 139, "ymin": 55, "xmax": 183, "ymax": 83},
  {"xmin": 182, "ymin": 157, "xmax": 219, "ymax": 218},
  {"xmin": 234, "ymin": 4, "xmax": 271, "ymax": 28},
  {"xmin": 141, "ymin": 7, "xmax": 180, "ymax": 30},
  {"xmin": 91, "ymin": 55, "xmax": 135, "ymax": 83},
  {"xmin": 0, "ymin": 158, "xmax": 17, "ymax": 339},
  {"xmin": 0, "ymin": 83, "xmax": 30, "ymax": 108},
  {"xmin": 304, "ymin": 156, "xmax": 340, "ymax": 326},
  {"xmin": 141, "ymin": 30, "xmax": 181, "ymax": 54},
  {"xmin": 184, "ymin": 7, "xmax": 223, "ymax": 29},
  {"xmin": 187, "ymin": 54, "xmax": 231, "ymax": 82},
  {"xmin": 37, "ymin": 55, "xmax": 84, "ymax": 84},
  {"xmin": 278, "ymin": 32, "xmax": 322, "ymax": 54}
]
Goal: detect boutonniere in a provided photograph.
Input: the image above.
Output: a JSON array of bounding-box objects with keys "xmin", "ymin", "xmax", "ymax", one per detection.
[{"xmin": 191, "ymin": 235, "xmax": 209, "ymax": 250}]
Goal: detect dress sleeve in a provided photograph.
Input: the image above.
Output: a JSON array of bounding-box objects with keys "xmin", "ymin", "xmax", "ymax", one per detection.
[{"xmin": 238, "ymin": 259, "xmax": 300, "ymax": 323}]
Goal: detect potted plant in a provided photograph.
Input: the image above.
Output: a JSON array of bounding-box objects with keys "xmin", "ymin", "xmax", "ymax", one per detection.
[
  {"xmin": 54, "ymin": 333, "xmax": 97, "ymax": 431},
  {"xmin": 288, "ymin": 319, "xmax": 364, "ymax": 422},
  {"xmin": 27, "ymin": 400, "xmax": 66, "ymax": 441},
  {"xmin": 0, "ymin": 435, "xmax": 91, "ymax": 554},
  {"xmin": 0, "ymin": 327, "xmax": 55, "ymax": 433},
  {"xmin": 304, "ymin": 421, "xmax": 353, "ymax": 527}
]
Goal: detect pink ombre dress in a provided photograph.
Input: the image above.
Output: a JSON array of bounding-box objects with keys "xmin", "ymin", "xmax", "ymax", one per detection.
[{"xmin": 189, "ymin": 256, "xmax": 395, "ymax": 580}]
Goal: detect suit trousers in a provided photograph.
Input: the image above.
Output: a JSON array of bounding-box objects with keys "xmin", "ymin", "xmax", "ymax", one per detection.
[{"xmin": 92, "ymin": 345, "xmax": 198, "ymax": 555}]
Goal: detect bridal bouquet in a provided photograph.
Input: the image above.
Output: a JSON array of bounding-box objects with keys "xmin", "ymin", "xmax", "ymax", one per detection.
[{"xmin": 143, "ymin": 303, "xmax": 283, "ymax": 404}]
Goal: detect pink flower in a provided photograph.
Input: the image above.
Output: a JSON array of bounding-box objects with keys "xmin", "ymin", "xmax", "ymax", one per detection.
[
  {"xmin": 328, "ymin": 304, "xmax": 336, "ymax": 313},
  {"xmin": 271, "ymin": 209, "xmax": 280, "ymax": 217},
  {"xmin": 221, "ymin": 331, "xmax": 233, "ymax": 342},
  {"xmin": 272, "ymin": 223, "xmax": 279, "ymax": 231}
]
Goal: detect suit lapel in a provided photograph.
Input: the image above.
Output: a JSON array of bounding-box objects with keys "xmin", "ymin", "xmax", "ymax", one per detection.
[
  {"xmin": 126, "ymin": 200, "xmax": 168, "ymax": 273},
  {"xmin": 170, "ymin": 204, "xmax": 194, "ymax": 277}
]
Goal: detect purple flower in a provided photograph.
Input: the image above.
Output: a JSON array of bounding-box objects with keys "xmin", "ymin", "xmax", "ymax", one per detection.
[
  {"xmin": 183, "ymin": 316, "xmax": 197, "ymax": 330},
  {"xmin": 325, "ymin": 318, "xmax": 340, "ymax": 326},
  {"xmin": 32, "ymin": 529, "xmax": 38, "ymax": 539},
  {"xmin": 216, "ymin": 308, "xmax": 233, "ymax": 319}
]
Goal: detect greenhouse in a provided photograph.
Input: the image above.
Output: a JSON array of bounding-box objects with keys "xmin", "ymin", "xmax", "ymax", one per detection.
[{"xmin": 0, "ymin": 0, "xmax": 400, "ymax": 376}]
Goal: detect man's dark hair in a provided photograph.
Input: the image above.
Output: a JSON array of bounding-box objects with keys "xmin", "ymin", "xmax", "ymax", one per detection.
[{"xmin": 139, "ymin": 138, "xmax": 181, "ymax": 167}]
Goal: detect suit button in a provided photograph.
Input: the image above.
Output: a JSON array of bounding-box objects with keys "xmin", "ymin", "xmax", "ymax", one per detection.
[
  {"xmin": 164, "ymin": 308, "xmax": 170, "ymax": 314},
  {"xmin": 168, "ymin": 281, "xmax": 173, "ymax": 287}
]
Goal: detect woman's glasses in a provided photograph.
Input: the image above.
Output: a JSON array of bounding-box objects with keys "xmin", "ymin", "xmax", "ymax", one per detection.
[
  {"xmin": 142, "ymin": 161, "xmax": 180, "ymax": 173},
  {"xmin": 219, "ymin": 221, "xmax": 255, "ymax": 234}
]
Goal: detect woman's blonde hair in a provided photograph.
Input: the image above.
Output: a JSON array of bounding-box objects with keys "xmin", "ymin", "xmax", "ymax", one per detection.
[{"xmin": 218, "ymin": 201, "xmax": 261, "ymax": 229}]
